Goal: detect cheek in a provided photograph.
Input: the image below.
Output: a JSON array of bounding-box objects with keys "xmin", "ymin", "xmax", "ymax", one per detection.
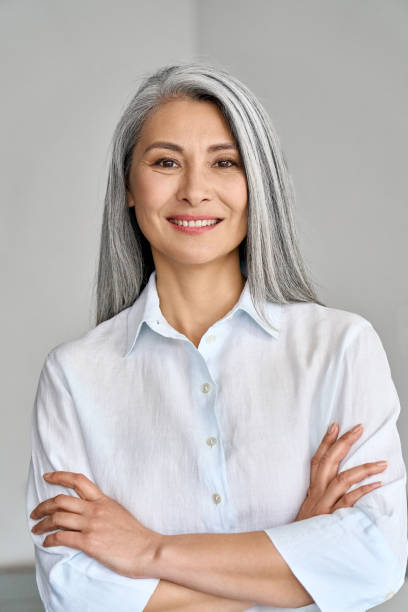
[
  {"xmin": 133, "ymin": 175, "xmax": 169, "ymax": 220},
  {"xmin": 227, "ymin": 175, "xmax": 248, "ymax": 211},
  {"xmin": 233, "ymin": 185, "xmax": 248, "ymax": 224},
  {"xmin": 138, "ymin": 180, "xmax": 163, "ymax": 206}
]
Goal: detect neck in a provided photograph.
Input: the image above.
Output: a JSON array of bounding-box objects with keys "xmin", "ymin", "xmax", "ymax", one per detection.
[{"xmin": 153, "ymin": 252, "xmax": 246, "ymax": 348}]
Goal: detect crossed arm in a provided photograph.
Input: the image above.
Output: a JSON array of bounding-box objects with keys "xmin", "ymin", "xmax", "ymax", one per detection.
[
  {"xmin": 29, "ymin": 468, "xmax": 313, "ymax": 611},
  {"xmin": 144, "ymin": 531, "xmax": 313, "ymax": 611}
]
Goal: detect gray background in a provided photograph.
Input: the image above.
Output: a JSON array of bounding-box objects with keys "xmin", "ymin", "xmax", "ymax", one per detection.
[{"xmin": 1, "ymin": 0, "xmax": 406, "ymax": 609}]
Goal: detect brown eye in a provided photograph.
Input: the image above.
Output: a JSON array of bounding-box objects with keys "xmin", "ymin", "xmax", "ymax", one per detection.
[
  {"xmin": 154, "ymin": 158, "xmax": 179, "ymax": 168},
  {"xmin": 152, "ymin": 158, "xmax": 239, "ymax": 169},
  {"xmin": 215, "ymin": 159, "xmax": 237, "ymax": 168}
]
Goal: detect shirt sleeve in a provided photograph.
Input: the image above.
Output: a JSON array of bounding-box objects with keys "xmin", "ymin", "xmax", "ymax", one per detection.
[
  {"xmin": 25, "ymin": 348, "xmax": 160, "ymax": 612},
  {"xmin": 263, "ymin": 320, "xmax": 408, "ymax": 612}
]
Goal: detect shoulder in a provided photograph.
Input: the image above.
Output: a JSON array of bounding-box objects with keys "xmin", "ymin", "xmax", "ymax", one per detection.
[
  {"xmin": 44, "ymin": 305, "xmax": 131, "ymax": 378},
  {"xmin": 281, "ymin": 301, "xmax": 375, "ymax": 354}
]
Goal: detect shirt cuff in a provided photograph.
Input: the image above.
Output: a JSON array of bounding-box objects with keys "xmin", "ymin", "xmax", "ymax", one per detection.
[
  {"xmin": 263, "ymin": 507, "xmax": 405, "ymax": 612},
  {"xmin": 38, "ymin": 550, "xmax": 160, "ymax": 612}
]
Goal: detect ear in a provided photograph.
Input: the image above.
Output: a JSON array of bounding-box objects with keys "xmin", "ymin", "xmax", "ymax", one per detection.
[{"xmin": 126, "ymin": 189, "xmax": 135, "ymax": 208}]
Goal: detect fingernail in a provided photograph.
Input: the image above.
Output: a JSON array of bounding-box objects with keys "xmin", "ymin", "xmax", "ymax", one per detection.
[
  {"xmin": 328, "ymin": 423, "xmax": 337, "ymax": 434},
  {"xmin": 351, "ymin": 424, "xmax": 362, "ymax": 433},
  {"xmin": 43, "ymin": 473, "xmax": 51, "ymax": 479},
  {"xmin": 376, "ymin": 461, "xmax": 387, "ymax": 467}
]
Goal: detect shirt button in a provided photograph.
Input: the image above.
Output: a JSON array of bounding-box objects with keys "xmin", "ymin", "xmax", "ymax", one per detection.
[
  {"xmin": 206, "ymin": 333, "xmax": 216, "ymax": 343},
  {"xmin": 385, "ymin": 591, "xmax": 394, "ymax": 600},
  {"xmin": 201, "ymin": 382, "xmax": 211, "ymax": 393},
  {"xmin": 212, "ymin": 493, "xmax": 222, "ymax": 504},
  {"xmin": 206, "ymin": 437, "xmax": 217, "ymax": 447}
]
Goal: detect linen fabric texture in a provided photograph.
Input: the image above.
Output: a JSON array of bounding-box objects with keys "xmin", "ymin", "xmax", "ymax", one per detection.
[{"xmin": 26, "ymin": 269, "xmax": 407, "ymax": 611}]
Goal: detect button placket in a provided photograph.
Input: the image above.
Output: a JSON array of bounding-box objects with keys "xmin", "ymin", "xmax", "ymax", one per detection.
[{"xmin": 198, "ymin": 370, "xmax": 225, "ymax": 514}]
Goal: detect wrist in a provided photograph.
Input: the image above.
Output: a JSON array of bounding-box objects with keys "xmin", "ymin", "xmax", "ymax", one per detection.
[
  {"xmin": 147, "ymin": 533, "xmax": 172, "ymax": 579},
  {"xmin": 140, "ymin": 530, "xmax": 167, "ymax": 578}
]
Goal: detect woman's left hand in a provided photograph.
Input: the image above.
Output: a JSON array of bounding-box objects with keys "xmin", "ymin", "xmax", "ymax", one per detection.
[{"xmin": 30, "ymin": 471, "xmax": 162, "ymax": 579}]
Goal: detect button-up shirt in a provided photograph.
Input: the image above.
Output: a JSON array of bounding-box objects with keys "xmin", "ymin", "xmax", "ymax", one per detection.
[{"xmin": 26, "ymin": 268, "xmax": 407, "ymax": 611}]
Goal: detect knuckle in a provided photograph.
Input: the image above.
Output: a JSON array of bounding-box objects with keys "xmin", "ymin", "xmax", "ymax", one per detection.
[
  {"xmin": 337, "ymin": 470, "xmax": 350, "ymax": 484},
  {"xmin": 319, "ymin": 453, "xmax": 330, "ymax": 466},
  {"xmin": 93, "ymin": 505, "xmax": 105, "ymax": 519},
  {"xmin": 54, "ymin": 494, "xmax": 66, "ymax": 505},
  {"xmin": 310, "ymin": 456, "xmax": 320, "ymax": 467},
  {"xmin": 52, "ymin": 512, "xmax": 63, "ymax": 526}
]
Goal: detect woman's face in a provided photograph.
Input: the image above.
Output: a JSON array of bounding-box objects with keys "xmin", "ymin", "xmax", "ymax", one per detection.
[{"xmin": 126, "ymin": 97, "xmax": 248, "ymax": 270}]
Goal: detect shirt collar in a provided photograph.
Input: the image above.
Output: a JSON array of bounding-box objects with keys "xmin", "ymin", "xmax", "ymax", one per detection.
[{"xmin": 123, "ymin": 269, "xmax": 282, "ymax": 357}]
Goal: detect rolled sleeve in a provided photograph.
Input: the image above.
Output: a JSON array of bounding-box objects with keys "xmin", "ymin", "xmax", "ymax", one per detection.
[
  {"xmin": 263, "ymin": 321, "xmax": 407, "ymax": 612},
  {"xmin": 25, "ymin": 349, "xmax": 160, "ymax": 612}
]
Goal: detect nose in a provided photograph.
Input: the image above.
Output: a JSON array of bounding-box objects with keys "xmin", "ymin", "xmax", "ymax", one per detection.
[{"xmin": 176, "ymin": 164, "xmax": 212, "ymax": 207}]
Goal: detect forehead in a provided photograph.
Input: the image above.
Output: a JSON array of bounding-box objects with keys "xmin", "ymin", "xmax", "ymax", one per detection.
[{"xmin": 138, "ymin": 98, "xmax": 235, "ymax": 145}]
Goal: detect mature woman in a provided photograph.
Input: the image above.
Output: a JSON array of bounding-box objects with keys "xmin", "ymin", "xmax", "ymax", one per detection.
[{"xmin": 26, "ymin": 63, "xmax": 407, "ymax": 612}]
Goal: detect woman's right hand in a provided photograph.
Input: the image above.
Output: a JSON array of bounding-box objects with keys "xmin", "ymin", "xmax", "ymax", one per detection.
[{"xmin": 295, "ymin": 423, "xmax": 388, "ymax": 521}]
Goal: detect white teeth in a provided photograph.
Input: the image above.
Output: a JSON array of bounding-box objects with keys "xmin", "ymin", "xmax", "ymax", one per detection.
[{"xmin": 169, "ymin": 219, "xmax": 219, "ymax": 227}]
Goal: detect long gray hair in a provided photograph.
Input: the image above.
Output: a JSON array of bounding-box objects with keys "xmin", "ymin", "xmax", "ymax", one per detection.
[{"xmin": 94, "ymin": 61, "xmax": 325, "ymax": 328}]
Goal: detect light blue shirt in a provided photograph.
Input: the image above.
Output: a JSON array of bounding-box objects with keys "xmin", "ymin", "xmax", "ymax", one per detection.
[{"xmin": 26, "ymin": 268, "xmax": 407, "ymax": 611}]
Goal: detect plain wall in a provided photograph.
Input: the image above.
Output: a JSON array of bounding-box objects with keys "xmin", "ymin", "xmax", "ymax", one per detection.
[
  {"xmin": 1, "ymin": 0, "xmax": 407, "ymax": 608},
  {"xmin": 0, "ymin": 0, "xmax": 196, "ymax": 567}
]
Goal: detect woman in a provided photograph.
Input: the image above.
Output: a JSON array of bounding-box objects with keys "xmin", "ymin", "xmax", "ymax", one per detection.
[{"xmin": 26, "ymin": 62, "xmax": 407, "ymax": 612}]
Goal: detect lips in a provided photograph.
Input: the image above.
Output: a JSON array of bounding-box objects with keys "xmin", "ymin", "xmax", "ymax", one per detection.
[{"xmin": 166, "ymin": 215, "xmax": 223, "ymax": 221}]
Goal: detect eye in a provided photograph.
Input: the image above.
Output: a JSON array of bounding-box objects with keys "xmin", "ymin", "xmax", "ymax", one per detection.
[
  {"xmin": 153, "ymin": 158, "xmax": 179, "ymax": 168},
  {"xmin": 215, "ymin": 159, "xmax": 238, "ymax": 168},
  {"xmin": 152, "ymin": 158, "xmax": 239, "ymax": 169}
]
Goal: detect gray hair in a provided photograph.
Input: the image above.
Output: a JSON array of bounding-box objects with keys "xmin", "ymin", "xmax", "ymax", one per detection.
[{"xmin": 94, "ymin": 61, "xmax": 325, "ymax": 328}]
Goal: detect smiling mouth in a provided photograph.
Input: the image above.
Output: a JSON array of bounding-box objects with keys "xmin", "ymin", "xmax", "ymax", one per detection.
[
  {"xmin": 167, "ymin": 218, "xmax": 222, "ymax": 227},
  {"xmin": 167, "ymin": 218, "xmax": 223, "ymax": 233}
]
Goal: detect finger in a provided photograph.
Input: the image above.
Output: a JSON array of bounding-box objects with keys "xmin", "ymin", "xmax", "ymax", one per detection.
[
  {"xmin": 310, "ymin": 423, "xmax": 339, "ymax": 485},
  {"xmin": 326, "ymin": 461, "xmax": 388, "ymax": 502},
  {"xmin": 32, "ymin": 511, "xmax": 87, "ymax": 535},
  {"xmin": 31, "ymin": 493, "xmax": 87, "ymax": 520},
  {"xmin": 326, "ymin": 424, "xmax": 364, "ymax": 466},
  {"xmin": 42, "ymin": 472, "xmax": 103, "ymax": 502},
  {"xmin": 333, "ymin": 481, "xmax": 383, "ymax": 511},
  {"xmin": 43, "ymin": 529, "xmax": 87, "ymax": 551},
  {"xmin": 314, "ymin": 424, "xmax": 364, "ymax": 492}
]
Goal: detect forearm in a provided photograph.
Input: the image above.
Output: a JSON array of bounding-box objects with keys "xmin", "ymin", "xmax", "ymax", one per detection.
[
  {"xmin": 149, "ymin": 530, "xmax": 314, "ymax": 608},
  {"xmin": 144, "ymin": 578, "xmax": 256, "ymax": 612}
]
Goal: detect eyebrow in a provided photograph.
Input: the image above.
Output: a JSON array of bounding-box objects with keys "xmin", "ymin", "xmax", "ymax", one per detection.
[{"xmin": 143, "ymin": 141, "xmax": 239, "ymax": 155}]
